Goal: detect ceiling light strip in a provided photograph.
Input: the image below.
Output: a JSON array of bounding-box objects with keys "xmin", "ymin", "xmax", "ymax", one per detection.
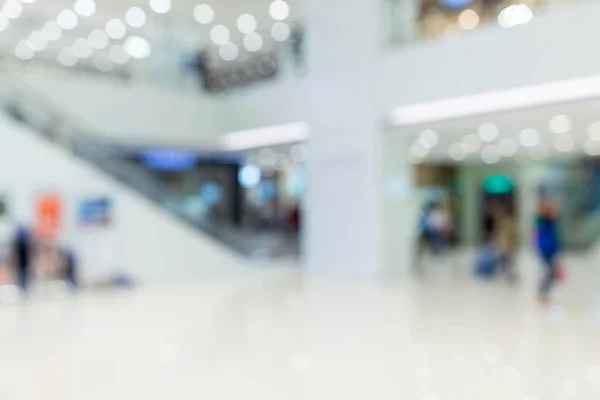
[
  {"xmin": 390, "ymin": 74, "xmax": 600, "ymax": 127},
  {"xmin": 220, "ymin": 122, "xmax": 310, "ymax": 152}
]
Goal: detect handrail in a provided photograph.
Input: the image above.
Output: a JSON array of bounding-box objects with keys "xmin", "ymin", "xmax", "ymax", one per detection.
[{"xmin": 0, "ymin": 65, "xmax": 104, "ymax": 139}]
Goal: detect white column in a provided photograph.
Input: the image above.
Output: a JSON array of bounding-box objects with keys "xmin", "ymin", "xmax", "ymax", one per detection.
[
  {"xmin": 302, "ymin": 0, "xmax": 414, "ymax": 280},
  {"xmin": 303, "ymin": 73, "xmax": 382, "ymax": 280},
  {"xmin": 381, "ymin": 135, "xmax": 419, "ymax": 279}
]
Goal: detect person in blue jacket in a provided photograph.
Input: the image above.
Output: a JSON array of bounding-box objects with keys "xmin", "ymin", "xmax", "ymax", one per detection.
[{"xmin": 536, "ymin": 198, "xmax": 561, "ymax": 305}]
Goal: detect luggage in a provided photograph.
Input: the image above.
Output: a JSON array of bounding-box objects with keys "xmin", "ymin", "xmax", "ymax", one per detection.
[{"xmin": 475, "ymin": 245, "xmax": 499, "ymax": 278}]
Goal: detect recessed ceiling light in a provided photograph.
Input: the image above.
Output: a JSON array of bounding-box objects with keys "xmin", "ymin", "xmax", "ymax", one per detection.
[
  {"xmin": 3, "ymin": 0, "xmax": 23, "ymax": 20},
  {"xmin": 210, "ymin": 25, "xmax": 230, "ymax": 45},
  {"xmin": 243, "ymin": 32, "xmax": 263, "ymax": 52},
  {"xmin": 124, "ymin": 36, "xmax": 152, "ymax": 59},
  {"xmin": 461, "ymin": 134, "xmax": 481, "ymax": 153},
  {"xmin": 257, "ymin": 148, "xmax": 277, "ymax": 167},
  {"xmin": 41, "ymin": 21, "xmax": 62, "ymax": 41},
  {"xmin": 418, "ymin": 130, "xmax": 439, "ymax": 149},
  {"xmin": 519, "ymin": 128, "xmax": 540, "ymax": 148},
  {"xmin": 269, "ymin": 0, "xmax": 289, "ymax": 21},
  {"xmin": 219, "ymin": 42, "xmax": 239, "ymax": 61},
  {"xmin": 588, "ymin": 121, "xmax": 600, "ymax": 140},
  {"xmin": 481, "ymin": 145, "xmax": 500, "ymax": 164},
  {"xmin": 513, "ymin": 4, "xmax": 534, "ymax": 25},
  {"xmin": 28, "ymin": 31, "xmax": 47, "ymax": 51},
  {"xmin": 498, "ymin": 4, "xmax": 533, "ymax": 29},
  {"xmin": 410, "ymin": 143, "xmax": 429, "ymax": 158},
  {"xmin": 0, "ymin": 16, "xmax": 10, "ymax": 32},
  {"xmin": 449, "ymin": 143, "xmax": 467, "ymax": 161},
  {"xmin": 193, "ymin": 4, "xmax": 214, "ymax": 25},
  {"xmin": 549, "ymin": 114, "xmax": 572, "ymax": 134},
  {"xmin": 149, "ymin": 0, "xmax": 171, "ymax": 14},
  {"xmin": 105, "ymin": 19, "xmax": 127, "ymax": 40},
  {"xmin": 125, "ymin": 7, "xmax": 147, "ymax": 28},
  {"xmin": 458, "ymin": 9, "xmax": 479, "ymax": 31},
  {"xmin": 554, "ymin": 134, "xmax": 574, "ymax": 152},
  {"xmin": 74, "ymin": 0, "xmax": 96, "ymax": 17},
  {"xmin": 478, "ymin": 123, "xmax": 499, "ymax": 142},
  {"xmin": 73, "ymin": 38, "xmax": 93, "ymax": 58},
  {"xmin": 497, "ymin": 137, "xmax": 518, "ymax": 157},
  {"xmin": 15, "ymin": 40, "xmax": 34, "ymax": 60},
  {"xmin": 271, "ymin": 22, "xmax": 290, "ymax": 42},
  {"xmin": 88, "ymin": 29, "xmax": 109, "ymax": 49},
  {"xmin": 57, "ymin": 9, "xmax": 78, "ymax": 30},
  {"xmin": 58, "ymin": 47, "xmax": 78, "ymax": 66},
  {"xmin": 237, "ymin": 14, "xmax": 257, "ymax": 34}
]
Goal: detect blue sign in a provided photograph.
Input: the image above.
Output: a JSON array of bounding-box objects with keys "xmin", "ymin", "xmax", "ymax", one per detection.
[
  {"xmin": 440, "ymin": 0, "xmax": 472, "ymax": 9},
  {"xmin": 79, "ymin": 197, "xmax": 112, "ymax": 226},
  {"xmin": 141, "ymin": 149, "xmax": 198, "ymax": 171}
]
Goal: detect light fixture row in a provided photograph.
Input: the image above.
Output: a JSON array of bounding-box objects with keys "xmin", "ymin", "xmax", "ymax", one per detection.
[
  {"xmin": 410, "ymin": 116, "xmax": 600, "ymax": 165},
  {"xmin": 15, "ymin": 0, "xmax": 152, "ymax": 71}
]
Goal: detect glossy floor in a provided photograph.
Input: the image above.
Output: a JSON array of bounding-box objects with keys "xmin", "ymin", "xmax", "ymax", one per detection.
[{"xmin": 0, "ymin": 253, "xmax": 599, "ymax": 399}]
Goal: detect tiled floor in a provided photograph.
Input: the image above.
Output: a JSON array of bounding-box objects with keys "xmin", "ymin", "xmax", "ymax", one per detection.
[{"xmin": 0, "ymin": 253, "xmax": 599, "ymax": 399}]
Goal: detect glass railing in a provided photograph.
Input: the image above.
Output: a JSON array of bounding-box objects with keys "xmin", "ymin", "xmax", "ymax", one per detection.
[
  {"xmin": 7, "ymin": 22, "xmax": 305, "ymax": 95},
  {"xmin": 386, "ymin": 0, "xmax": 579, "ymax": 45},
  {"xmin": 0, "ymin": 68, "xmax": 299, "ymax": 259}
]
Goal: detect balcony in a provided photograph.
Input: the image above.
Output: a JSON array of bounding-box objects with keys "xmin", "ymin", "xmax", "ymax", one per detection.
[{"xmin": 386, "ymin": 0, "xmax": 581, "ymax": 45}]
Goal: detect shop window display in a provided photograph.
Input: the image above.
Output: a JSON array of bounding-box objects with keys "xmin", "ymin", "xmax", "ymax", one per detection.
[{"xmin": 391, "ymin": 0, "xmax": 573, "ymax": 43}]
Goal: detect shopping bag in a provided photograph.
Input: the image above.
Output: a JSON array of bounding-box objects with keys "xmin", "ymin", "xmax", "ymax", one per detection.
[{"xmin": 475, "ymin": 245, "xmax": 499, "ymax": 278}]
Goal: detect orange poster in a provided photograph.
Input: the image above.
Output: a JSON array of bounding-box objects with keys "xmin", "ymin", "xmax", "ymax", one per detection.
[{"xmin": 35, "ymin": 193, "xmax": 62, "ymax": 240}]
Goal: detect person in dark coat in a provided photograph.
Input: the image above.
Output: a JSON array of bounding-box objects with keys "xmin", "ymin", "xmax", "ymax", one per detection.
[{"xmin": 12, "ymin": 226, "xmax": 31, "ymax": 291}]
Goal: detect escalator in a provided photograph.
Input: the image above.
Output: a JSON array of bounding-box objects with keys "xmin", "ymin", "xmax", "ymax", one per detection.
[{"xmin": 0, "ymin": 72, "xmax": 299, "ymax": 261}]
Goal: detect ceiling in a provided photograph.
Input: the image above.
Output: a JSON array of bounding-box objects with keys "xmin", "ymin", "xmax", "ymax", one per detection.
[
  {"xmin": 387, "ymin": 97, "xmax": 600, "ymax": 164},
  {"xmin": 0, "ymin": 0, "xmax": 302, "ymax": 73}
]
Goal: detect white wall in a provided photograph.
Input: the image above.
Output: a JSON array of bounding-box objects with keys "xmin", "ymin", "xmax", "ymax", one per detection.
[
  {"xmin": 381, "ymin": 1, "xmax": 600, "ymax": 110},
  {"xmin": 8, "ymin": 73, "xmax": 222, "ymax": 147},
  {"xmin": 0, "ymin": 113, "xmax": 247, "ymax": 285}
]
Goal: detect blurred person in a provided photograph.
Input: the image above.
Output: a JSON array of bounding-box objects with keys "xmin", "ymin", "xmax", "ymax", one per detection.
[
  {"xmin": 535, "ymin": 195, "xmax": 562, "ymax": 305},
  {"xmin": 183, "ymin": 50, "xmax": 210, "ymax": 90},
  {"xmin": 290, "ymin": 26, "xmax": 305, "ymax": 76},
  {"xmin": 195, "ymin": 50, "xmax": 211, "ymax": 90},
  {"xmin": 64, "ymin": 248, "xmax": 77, "ymax": 289},
  {"xmin": 428, "ymin": 202, "xmax": 451, "ymax": 253},
  {"xmin": 492, "ymin": 204, "xmax": 519, "ymax": 283},
  {"xmin": 12, "ymin": 226, "xmax": 31, "ymax": 291},
  {"xmin": 286, "ymin": 205, "xmax": 300, "ymax": 232},
  {"xmin": 418, "ymin": 202, "xmax": 449, "ymax": 258}
]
